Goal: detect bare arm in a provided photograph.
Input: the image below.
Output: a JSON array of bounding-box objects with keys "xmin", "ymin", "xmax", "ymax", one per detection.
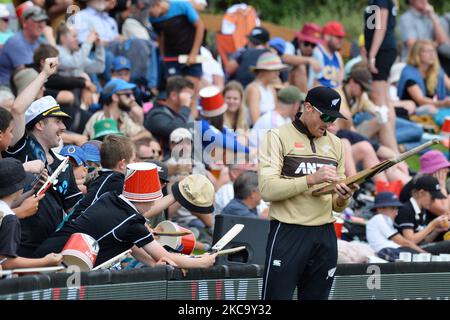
[
  {"xmin": 142, "ymin": 241, "xmax": 216, "ymax": 269},
  {"xmin": 406, "ymin": 84, "xmax": 450, "ymax": 107},
  {"xmin": 390, "ymin": 233, "xmax": 427, "ymax": 253},
  {"xmin": 225, "ymin": 59, "xmax": 239, "ymax": 76},
  {"xmin": 188, "ymin": 19, "xmax": 205, "ymax": 64},
  {"xmin": 130, "ymin": 245, "xmax": 158, "ymax": 266},
  {"xmin": 10, "ymin": 58, "xmax": 59, "ymax": 146},
  {"xmin": 245, "ymin": 84, "xmax": 261, "ymax": 125},
  {"xmin": 281, "ymin": 54, "xmax": 321, "ymax": 73},
  {"xmin": 144, "ymin": 194, "xmax": 177, "ymax": 219},
  {"xmin": 368, "ymin": 8, "xmax": 389, "ymax": 62},
  {"xmin": 0, "ymin": 253, "xmax": 62, "ymax": 269},
  {"xmin": 400, "ymin": 216, "xmax": 447, "ymax": 244},
  {"xmin": 428, "ymin": 6, "xmax": 449, "ymax": 45}
]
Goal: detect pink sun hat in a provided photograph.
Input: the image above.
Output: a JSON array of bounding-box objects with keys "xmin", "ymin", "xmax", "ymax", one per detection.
[{"xmin": 419, "ymin": 150, "xmax": 450, "ymax": 174}]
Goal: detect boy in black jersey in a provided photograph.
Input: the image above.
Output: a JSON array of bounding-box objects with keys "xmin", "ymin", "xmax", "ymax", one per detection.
[{"xmin": 35, "ymin": 162, "xmax": 216, "ymax": 269}]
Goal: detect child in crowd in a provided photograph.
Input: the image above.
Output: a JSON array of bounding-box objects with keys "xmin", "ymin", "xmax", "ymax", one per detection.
[{"xmin": 0, "ymin": 158, "xmax": 63, "ymax": 269}]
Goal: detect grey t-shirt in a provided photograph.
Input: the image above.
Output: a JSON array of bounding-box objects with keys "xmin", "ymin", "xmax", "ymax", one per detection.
[{"xmin": 398, "ymin": 8, "xmax": 435, "ymax": 60}]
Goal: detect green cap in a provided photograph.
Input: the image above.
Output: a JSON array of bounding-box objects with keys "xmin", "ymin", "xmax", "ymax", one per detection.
[
  {"xmin": 277, "ymin": 85, "xmax": 305, "ymax": 104},
  {"xmin": 93, "ymin": 118, "xmax": 123, "ymax": 140}
]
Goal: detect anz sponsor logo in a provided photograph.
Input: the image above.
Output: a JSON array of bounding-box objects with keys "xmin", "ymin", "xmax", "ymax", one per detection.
[{"xmin": 294, "ymin": 162, "xmax": 327, "ymax": 175}]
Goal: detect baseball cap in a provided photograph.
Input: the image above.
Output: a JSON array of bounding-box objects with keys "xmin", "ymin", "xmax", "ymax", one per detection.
[
  {"xmin": 112, "ymin": 56, "xmax": 131, "ymax": 71},
  {"xmin": 413, "ymin": 175, "xmax": 446, "ymax": 199},
  {"xmin": 277, "ymin": 85, "xmax": 303, "ymax": 104},
  {"xmin": 247, "ymin": 27, "xmax": 270, "ymax": 45},
  {"xmin": 295, "ymin": 23, "xmax": 323, "ymax": 44},
  {"xmin": 370, "ymin": 192, "xmax": 403, "ymax": 211},
  {"xmin": 0, "ymin": 4, "xmax": 10, "ymax": 19},
  {"xmin": 0, "ymin": 158, "xmax": 26, "ymax": 198},
  {"xmin": 170, "ymin": 127, "xmax": 192, "ymax": 144},
  {"xmin": 60, "ymin": 145, "xmax": 87, "ymax": 166},
  {"xmin": 22, "ymin": 6, "xmax": 48, "ymax": 22},
  {"xmin": 101, "ymin": 78, "xmax": 136, "ymax": 99},
  {"xmin": 81, "ymin": 140, "xmax": 102, "ymax": 163},
  {"xmin": 268, "ymin": 37, "xmax": 286, "ymax": 55},
  {"xmin": 322, "ymin": 21, "xmax": 346, "ymax": 37},
  {"xmin": 25, "ymin": 96, "xmax": 71, "ymax": 128},
  {"xmin": 350, "ymin": 66, "xmax": 372, "ymax": 92},
  {"xmin": 304, "ymin": 86, "xmax": 347, "ymax": 120}
]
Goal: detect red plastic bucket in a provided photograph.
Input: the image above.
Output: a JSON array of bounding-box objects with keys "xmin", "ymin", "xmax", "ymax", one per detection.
[
  {"xmin": 155, "ymin": 221, "xmax": 196, "ymax": 255},
  {"xmin": 61, "ymin": 233, "xmax": 99, "ymax": 271}
]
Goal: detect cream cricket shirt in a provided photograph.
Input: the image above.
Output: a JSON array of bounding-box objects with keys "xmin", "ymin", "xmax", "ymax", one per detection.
[{"xmin": 258, "ymin": 117, "xmax": 350, "ymax": 226}]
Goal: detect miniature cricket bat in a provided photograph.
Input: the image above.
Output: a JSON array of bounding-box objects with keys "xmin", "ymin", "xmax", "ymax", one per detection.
[{"xmin": 312, "ymin": 139, "xmax": 439, "ymax": 196}]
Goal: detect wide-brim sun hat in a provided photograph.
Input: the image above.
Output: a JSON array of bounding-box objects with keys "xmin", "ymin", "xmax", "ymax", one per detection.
[
  {"xmin": 171, "ymin": 174, "xmax": 215, "ymax": 214},
  {"xmin": 249, "ymin": 52, "xmax": 289, "ymax": 72}
]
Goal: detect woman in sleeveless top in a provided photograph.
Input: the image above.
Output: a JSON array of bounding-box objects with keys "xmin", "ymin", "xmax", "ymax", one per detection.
[{"xmin": 244, "ymin": 52, "xmax": 288, "ymax": 126}]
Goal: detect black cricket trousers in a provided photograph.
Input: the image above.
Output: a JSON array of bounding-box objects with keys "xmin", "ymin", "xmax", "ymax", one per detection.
[{"xmin": 262, "ymin": 220, "xmax": 338, "ymax": 300}]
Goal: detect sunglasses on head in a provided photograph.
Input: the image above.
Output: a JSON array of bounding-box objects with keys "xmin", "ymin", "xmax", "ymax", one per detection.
[
  {"xmin": 312, "ymin": 105, "xmax": 337, "ymax": 123},
  {"xmin": 303, "ymin": 41, "xmax": 316, "ymax": 48}
]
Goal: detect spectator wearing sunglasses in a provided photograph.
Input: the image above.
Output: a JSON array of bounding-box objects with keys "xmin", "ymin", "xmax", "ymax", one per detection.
[
  {"xmin": 259, "ymin": 86, "xmax": 358, "ymax": 300},
  {"xmin": 289, "ymin": 23, "xmax": 324, "ymax": 92},
  {"xmin": 0, "ymin": 5, "xmax": 13, "ymax": 47},
  {"xmin": 83, "ymin": 78, "xmax": 152, "ymax": 142}
]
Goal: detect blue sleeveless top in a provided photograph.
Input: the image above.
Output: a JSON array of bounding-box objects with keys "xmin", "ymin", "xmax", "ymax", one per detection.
[{"xmin": 317, "ymin": 45, "xmax": 341, "ymax": 88}]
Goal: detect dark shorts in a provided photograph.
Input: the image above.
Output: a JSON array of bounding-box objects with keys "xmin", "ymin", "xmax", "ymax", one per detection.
[
  {"xmin": 371, "ymin": 48, "xmax": 397, "ymax": 81},
  {"xmin": 164, "ymin": 61, "xmax": 203, "ymax": 79}
]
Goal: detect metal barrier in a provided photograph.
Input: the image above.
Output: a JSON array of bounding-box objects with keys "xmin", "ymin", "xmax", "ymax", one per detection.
[{"xmin": 1, "ymin": 263, "xmax": 450, "ymax": 300}]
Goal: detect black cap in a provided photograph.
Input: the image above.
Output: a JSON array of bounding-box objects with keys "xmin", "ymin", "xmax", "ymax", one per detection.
[
  {"xmin": 247, "ymin": 27, "xmax": 270, "ymax": 45},
  {"xmin": 145, "ymin": 159, "xmax": 169, "ymax": 183},
  {"xmin": 304, "ymin": 86, "xmax": 347, "ymax": 119},
  {"xmin": 0, "ymin": 158, "xmax": 26, "ymax": 198},
  {"xmin": 370, "ymin": 192, "xmax": 403, "ymax": 211},
  {"xmin": 413, "ymin": 175, "xmax": 446, "ymax": 199}
]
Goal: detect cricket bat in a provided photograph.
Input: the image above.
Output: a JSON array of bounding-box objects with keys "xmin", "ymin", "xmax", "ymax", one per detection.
[
  {"xmin": 2, "ymin": 266, "xmax": 65, "ymax": 276},
  {"xmin": 210, "ymin": 224, "xmax": 244, "ymax": 252},
  {"xmin": 216, "ymin": 246, "xmax": 246, "ymax": 256},
  {"xmin": 92, "ymin": 249, "xmax": 132, "ymax": 271},
  {"xmin": 312, "ymin": 138, "xmax": 439, "ymax": 196},
  {"xmin": 36, "ymin": 157, "xmax": 70, "ymax": 196},
  {"xmin": 153, "ymin": 231, "xmax": 192, "ymax": 237}
]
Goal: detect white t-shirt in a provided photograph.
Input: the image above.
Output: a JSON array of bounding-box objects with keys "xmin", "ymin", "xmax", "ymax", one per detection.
[
  {"xmin": 250, "ymin": 110, "xmax": 291, "ymax": 147},
  {"xmin": 201, "ymin": 46, "xmax": 224, "ymax": 85},
  {"xmin": 366, "ymin": 213, "xmax": 400, "ymax": 252}
]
